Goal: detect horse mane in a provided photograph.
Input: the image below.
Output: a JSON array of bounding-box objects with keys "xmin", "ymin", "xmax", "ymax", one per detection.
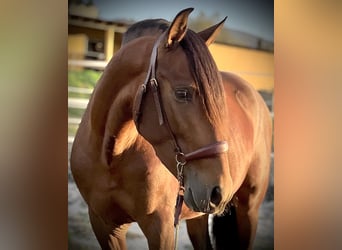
[
  {"xmin": 123, "ymin": 19, "xmax": 226, "ymax": 126},
  {"xmin": 179, "ymin": 30, "xmax": 226, "ymax": 126},
  {"xmin": 122, "ymin": 19, "xmax": 170, "ymax": 44}
]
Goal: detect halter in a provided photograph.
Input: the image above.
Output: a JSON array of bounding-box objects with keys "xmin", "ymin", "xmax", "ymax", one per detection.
[{"xmin": 133, "ymin": 34, "xmax": 228, "ymax": 249}]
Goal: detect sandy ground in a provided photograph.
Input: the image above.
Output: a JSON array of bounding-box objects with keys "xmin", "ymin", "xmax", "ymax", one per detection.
[{"xmin": 68, "ymin": 143, "xmax": 274, "ymax": 250}]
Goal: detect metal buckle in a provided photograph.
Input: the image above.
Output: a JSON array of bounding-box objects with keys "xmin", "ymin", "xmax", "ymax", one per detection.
[
  {"xmin": 150, "ymin": 78, "xmax": 158, "ymax": 87},
  {"xmin": 175, "ymin": 152, "xmax": 187, "ymax": 166}
]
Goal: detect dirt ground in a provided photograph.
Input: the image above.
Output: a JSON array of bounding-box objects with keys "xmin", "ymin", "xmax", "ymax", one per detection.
[{"xmin": 68, "ymin": 143, "xmax": 273, "ymax": 250}]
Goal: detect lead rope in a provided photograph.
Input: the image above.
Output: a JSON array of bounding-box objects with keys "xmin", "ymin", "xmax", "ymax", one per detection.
[{"xmin": 174, "ymin": 153, "xmax": 186, "ymax": 250}]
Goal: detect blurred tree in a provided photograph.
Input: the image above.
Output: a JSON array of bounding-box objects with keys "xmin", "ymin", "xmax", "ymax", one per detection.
[
  {"xmin": 85, "ymin": 0, "xmax": 93, "ymax": 6},
  {"xmin": 69, "ymin": 0, "xmax": 98, "ymax": 18},
  {"xmin": 189, "ymin": 11, "xmax": 230, "ymax": 44},
  {"xmin": 69, "ymin": 0, "xmax": 83, "ymax": 5},
  {"xmin": 68, "ymin": 0, "xmax": 94, "ymax": 6}
]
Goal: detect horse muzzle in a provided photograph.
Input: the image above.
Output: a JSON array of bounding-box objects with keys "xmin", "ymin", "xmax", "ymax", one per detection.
[{"xmin": 184, "ymin": 185, "xmax": 225, "ymax": 214}]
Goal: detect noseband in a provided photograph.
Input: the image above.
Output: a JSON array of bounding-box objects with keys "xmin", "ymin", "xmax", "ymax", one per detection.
[{"xmin": 133, "ymin": 34, "xmax": 228, "ymax": 235}]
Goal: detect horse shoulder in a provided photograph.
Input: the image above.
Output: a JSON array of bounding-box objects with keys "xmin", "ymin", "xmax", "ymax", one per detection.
[
  {"xmin": 221, "ymin": 71, "xmax": 271, "ymax": 143},
  {"xmin": 221, "ymin": 71, "xmax": 257, "ymax": 150},
  {"xmin": 221, "ymin": 71, "xmax": 272, "ymax": 156},
  {"xmin": 221, "ymin": 71, "xmax": 272, "ymax": 195}
]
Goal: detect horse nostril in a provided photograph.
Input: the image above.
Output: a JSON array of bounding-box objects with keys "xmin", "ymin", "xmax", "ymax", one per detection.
[{"xmin": 210, "ymin": 186, "xmax": 222, "ymax": 206}]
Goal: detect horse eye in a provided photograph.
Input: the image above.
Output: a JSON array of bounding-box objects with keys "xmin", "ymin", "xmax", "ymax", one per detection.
[{"xmin": 174, "ymin": 88, "xmax": 192, "ymax": 102}]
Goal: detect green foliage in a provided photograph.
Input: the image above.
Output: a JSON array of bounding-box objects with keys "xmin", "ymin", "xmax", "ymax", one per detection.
[
  {"xmin": 68, "ymin": 69, "xmax": 102, "ymax": 137},
  {"xmin": 69, "ymin": 108, "xmax": 86, "ymax": 118},
  {"xmin": 68, "ymin": 124, "xmax": 79, "ymax": 136},
  {"xmin": 68, "ymin": 69, "xmax": 102, "ymax": 89}
]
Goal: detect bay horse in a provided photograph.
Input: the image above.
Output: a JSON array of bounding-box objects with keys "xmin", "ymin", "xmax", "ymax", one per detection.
[{"xmin": 71, "ymin": 8, "xmax": 272, "ymax": 250}]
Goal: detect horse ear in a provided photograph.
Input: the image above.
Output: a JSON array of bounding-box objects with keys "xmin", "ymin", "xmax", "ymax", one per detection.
[
  {"xmin": 198, "ymin": 17, "xmax": 227, "ymax": 46},
  {"xmin": 166, "ymin": 8, "xmax": 194, "ymax": 47}
]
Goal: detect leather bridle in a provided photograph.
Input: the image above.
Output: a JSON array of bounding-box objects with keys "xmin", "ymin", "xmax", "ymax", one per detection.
[{"xmin": 132, "ymin": 34, "xmax": 228, "ymax": 231}]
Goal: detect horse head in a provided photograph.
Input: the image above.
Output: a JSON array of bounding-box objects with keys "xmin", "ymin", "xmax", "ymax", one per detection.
[{"xmin": 130, "ymin": 8, "xmax": 231, "ymax": 214}]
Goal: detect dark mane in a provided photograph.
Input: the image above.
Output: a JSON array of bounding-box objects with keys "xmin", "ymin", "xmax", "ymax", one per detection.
[
  {"xmin": 122, "ymin": 19, "xmax": 169, "ymax": 44},
  {"xmin": 180, "ymin": 29, "xmax": 226, "ymax": 126}
]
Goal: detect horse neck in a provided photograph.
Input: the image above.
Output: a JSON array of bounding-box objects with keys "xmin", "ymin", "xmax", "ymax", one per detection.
[
  {"xmin": 88, "ymin": 73, "xmax": 132, "ymax": 137},
  {"xmin": 86, "ymin": 39, "xmax": 154, "ymax": 164}
]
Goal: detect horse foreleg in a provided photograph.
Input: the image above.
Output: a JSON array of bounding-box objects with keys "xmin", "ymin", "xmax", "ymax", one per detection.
[
  {"xmin": 186, "ymin": 214, "xmax": 213, "ymax": 250},
  {"xmin": 108, "ymin": 225, "xmax": 130, "ymax": 250},
  {"xmin": 211, "ymin": 201, "xmax": 260, "ymax": 250},
  {"xmin": 89, "ymin": 209, "xmax": 129, "ymax": 250},
  {"xmin": 234, "ymin": 205, "xmax": 259, "ymax": 250},
  {"xmin": 138, "ymin": 211, "xmax": 175, "ymax": 250}
]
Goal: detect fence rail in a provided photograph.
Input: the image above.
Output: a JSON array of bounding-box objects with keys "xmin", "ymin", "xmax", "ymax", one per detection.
[
  {"xmin": 68, "ymin": 59, "xmax": 108, "ymax": 70},
  {"xmin": 68, "ymin": 97, "xmax": 89, "ymax": 109},
  {"xmin": 68, "ymin": 117, "xmax": 82, "ymax": 125},
  {"xmin": 68, "ymin": 86, "xmax": 94, "ymax": 94}
]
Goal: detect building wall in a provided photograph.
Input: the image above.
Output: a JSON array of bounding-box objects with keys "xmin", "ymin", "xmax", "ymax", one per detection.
[
  {"xmin": 67, "ymin": 25, "xmax": 274, "ymax": 91},
  {"xmin": 209, "ymin": 43, "xmax": 274, "ymax": 91},
  {"xmin": 69, "ymin": 26, "xmax": 104, "ymax": 42},
  {"xmin": 68, "ymin": 34, "xmax": 88, "ymax": 59},
  {"xmin": 114, "ymin": 32, "xmax": 123, "ymax": 54},
  {"xmin": 68, "ymin": 24, "xmax": 124, "ymax": 61}
]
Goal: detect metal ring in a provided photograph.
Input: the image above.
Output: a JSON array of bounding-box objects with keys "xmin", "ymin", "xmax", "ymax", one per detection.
[
  {"xmin": 175, "ymin": 152, "xmax": 187, "ymax": 165},
  {"xmin": 150, "ymin": 78, "xmax": 158, "ymax": 86}
]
